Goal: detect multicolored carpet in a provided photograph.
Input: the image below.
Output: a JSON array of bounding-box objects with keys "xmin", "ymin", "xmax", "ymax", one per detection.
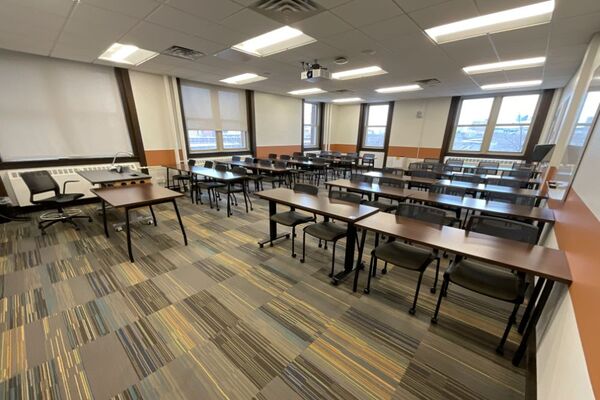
[{"xmin": 0, "ymin": 189, "xmax": 527, "ymax": 399}]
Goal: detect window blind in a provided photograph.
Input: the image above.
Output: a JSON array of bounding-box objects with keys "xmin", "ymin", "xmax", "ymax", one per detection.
[
  {"xmin": 180, "ymin": 80, "xmax": 247, "ymax": 132},
  {"xmin": 0, "ymin": 50, "xmax": 133, "ymax": 162}
]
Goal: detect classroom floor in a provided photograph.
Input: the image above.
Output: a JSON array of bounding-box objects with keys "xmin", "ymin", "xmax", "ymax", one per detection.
[{"xmin": 0, "ymin": 189, "xmax": 527, "ymax": 400}]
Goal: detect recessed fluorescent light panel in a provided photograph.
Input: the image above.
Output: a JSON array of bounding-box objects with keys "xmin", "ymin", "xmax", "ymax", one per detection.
[
  {"xmin": 98, "ymin": 43, "xmax": 158, "ymax": 66},
  {"xmin": 231, "ymin": 26, "xmax": 316, "ymax": 57},
  {"xmin": 332, "ymin": 97, "xmax": 364, "ymax": 103},
  {"xmin": 331, "ymin": 66, "xmax": 387, "ymax": 80},
  {"xmin": 288, "ymin": 88, "xmax": 326, "ymax": 95},
  {"xmin": 463, "ymin": 57, "xmax": 546, "ymax": 75},
  {"xmin": 425, "ymin": 0, "xmax": 555, "ymax": 44},
  {"xmin": 375, "ymin": 84, "xmax": 422, "ymax": 94},
  {"xmin": 220, "ymin": 73, "xmax": 267, "ymax": 85},
  {"xmin": 480, "ymin": 80, "xmax": 542, "ymax": 90}
]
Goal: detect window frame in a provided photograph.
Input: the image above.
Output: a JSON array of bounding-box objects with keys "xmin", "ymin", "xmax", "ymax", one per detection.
[
  {"xmin": 442, "ymin": 90, "xmax": 554, "ymax": 161},
  {"xmin": 301, "ymin": 100, "xmax": 323, "ymax": 151},
  {"xmin": 177, "ymin": 78, "xmax": 256, "ymax": 158},
  {"xmin": 357, "ymin": 102, "xmax": 394, "ymax": 152}
]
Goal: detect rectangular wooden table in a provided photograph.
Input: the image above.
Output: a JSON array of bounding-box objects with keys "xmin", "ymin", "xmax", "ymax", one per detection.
[
  {"xmin": 92, "ymin": 184, "xmax": 187, "ymax": 262},
  {"xmin": 325, "ymin": 179, "xmax": 555, "ymax": 237},
  {"xmin": 78, "ymin": 169, "xmax": 152, "ymax": 187},
  {"xmin": 354, "ymin": 212, "xmax": 571, "ymax": 367},
  {"xmin": 190, "ymin": 166, "xmax": 247, "ymax": 217},
  {"xmin": 255, "ymin": 188, "xmax": 379, "ymax": 285},
  {"xmin": 362, "ymin": 171, "xmax": 438, "ymax": 188},
  {"xmin": 434, "ymin": 179, "xmax": 548, "ymax": 204}
]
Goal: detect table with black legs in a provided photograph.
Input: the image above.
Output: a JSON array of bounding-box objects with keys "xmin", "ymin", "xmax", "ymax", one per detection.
[
  {"xmin": 255, "ymin": 188, "xmax": 379, "ymax": 285},
  {"xmin": 92, "ymin": 184, "xmax": 187, "ymax": 262}
]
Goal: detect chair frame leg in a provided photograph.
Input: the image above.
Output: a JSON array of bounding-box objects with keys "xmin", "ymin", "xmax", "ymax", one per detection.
[
  {"xmin": 431, "ymin": 274, "xmax": 450, "ymax": 323},
  {"xmin": 291, "ymin": 226, "xmax": 297, "ymax": 258},
  {"xmin": 329, "ymin": 241, "xmax": 336, "ymax": 277},
  {"xmin": 364, "ymin": 253, "xmax": 376, "ymax": 294},
  {"xmin": 497, "ymin": 303, "xmax": 521, "ymax": 355},
  {"xmin": 409, "ymin": 270, "xmax": 425, "ymax": 315},
  {"xmin": 430, "ymin": 257, "xmax": 441, "ymax": 294},
  {"xmin": 300, "ymin": 230, "xmax": 307, "ymax": 263}
]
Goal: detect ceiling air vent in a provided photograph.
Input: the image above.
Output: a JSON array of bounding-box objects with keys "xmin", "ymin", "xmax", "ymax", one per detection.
[
  {"xmin": 162, "ymin": 46, "xmax": 205, "ymax": 61},
  {"xmin": 250, "ymin": 0, "xmax": 325, "ymax": 24},
  {"xmin": 414, "ymin": 78, "xmax": 441, "ymax": 87},
  {"xmin": 330, "ymin": 89, "xmax": 353, "ymax": 94}
]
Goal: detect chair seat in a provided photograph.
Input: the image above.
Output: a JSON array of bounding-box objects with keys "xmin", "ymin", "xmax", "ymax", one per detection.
[
  {"xmin": 38, "ymin": 193, "xmax": 84, "ymax": 204},
  {"xmin": 197, "ymin": 181, "xmax": 226, "ymax": 189},
  {"xmin": 271, "ymin": 210, "xmax": 314, "ymax": 226},
  {"xmin": 446, "ymin": 259, "xmax": 525, "ymax": 302},
  {"xmin": 215, "ymin": 184, "xmax": 244, "ymax": 194},
  {"xmin": 173, "ymin": 174, "xmax": 190, "ymax": 180},
  {"xmin": 304, "ymin": 221, "xmax": 347, "ymax": 241},
  {"xmin": 373, "ymin": 241, "xmax": 433, "ymax": 271}
]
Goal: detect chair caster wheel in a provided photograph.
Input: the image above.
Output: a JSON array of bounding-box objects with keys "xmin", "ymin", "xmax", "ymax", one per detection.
[
  {"xmin": 269, "ymin": 243, "xmax": 273, "ymax": 247},
  {"xmin": 116, "ymin": 227, "xmax": 124, "ymax": 232},
  {"xmin": 495, "ymin": 347, "xmax": 504, "ymax": 356},
  {"xmin": 300, "ymin": 259, "xmax": 305, "ymax": 263},
  {"xmin": 363, "ymin": 288, "xmax": 370, "ymax": 294},
  {"xmin": 88, "ymin": 218, "xmax": 93, "ymax": 222},
  {"xmin": 318, "ymin": 243, "xmax": 322, "ymax": 248},
  {"xmin": 408, "ymin": 308, "xmax": 416, "ymax": 315},
  {"xmin": 292, "ymin": 254, "xmax": 296, "ymax": 258},
  {"xmin": 259, "ymin": 244, "xmax": 264, "ymax": 248},
  {"xmin": 430, "ymin": 287, "xmax": 436, "ymax": 294},
  {"xmin": 382, "ymin": 268, "xmax": 387, "ymax": 275},
  {"xmin": 328, "ymin": 273, "xmax": 333, "ymax": 278},
  {"xmin": 430, "ymin": 317, "xmax": 438, "ymax": 324}
]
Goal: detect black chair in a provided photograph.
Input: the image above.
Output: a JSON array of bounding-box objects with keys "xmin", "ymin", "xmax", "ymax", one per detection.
[
  {"xmin": 307, "ymin": 153, "xmax": 317, "ymax": 159},
  {"xmin": 429, "ymin": 184, "xmax": 466, "ymax": 222},
  {"xmin": 361, "ymin": 153, "xmax": 375, "ymax": 169},
  {"xmin": 487, "ymin": 178, "xmax": 523, "ymax": 188},
  {"xmin": 488, "ymin": 192, "xmax": 536, "ymax": 207},
  {"xmin": 365, "ymin": 203, "xmax": 446, "ymax": 314},
  {"xmin": 173, "ymin": 159, "xmax": 196, "ymax": 192},
  {"xmin": 452, "ymin": 174, "xmax": 484, "ymax": 184},
  {"xmin": 292, "ymin": 152, "xmax": 303, "ymax": 158},
  {"xmin": 301, "ymin": 191, "xmax": 361, "ymax": 276},
  {"xmin": 333, "ymin": 156, "xmax": 354, "ymax": 179},
  {"xmin": 432, "ymin": 215, "xmax": 539, "ymax": 354},
  {"xmin": 204, "ymin": 160, "xmax": 214, "ymax": 168},
  {"xmin": 215, "ymin": 166, "xmax": 252, "ymax": 216},
  {"xmin": 476, "ymin": 167, "xmax": 498, "ymax": 175},
  {"xmin": 280, "ymin": 154, "xmax": 291, "ymax": 161},
  {"xmin": 244, "ymin": 157, "xmax": 254, "ymax": 163},
  {"xmin": 262, "ymin": 160, "xmax": 288, "ymax": 188},
  {"xmin": 195, "ymin": 161, "xmax": 226, "ymax": 207},
  {"xmin": 268, "ymin": 153, "xmax": 278, "ymax": 160},
  {"xmin": 382, "ymin": 167, "xmax": 403, "ymax": 175},
  {"xmin": 423, "ymin": 158, "xmax": 440, "ymax": 164},
  {"xmin": 20, "ymin": 171, "xmax": 92, "ymax": 234},
  {"xmin": 503, "ymin": 169, "xmax": 532, "ymax": 180},
  {"xmin": 269, "ymin": 183, "xmax": 318, "ymax": 258},
  {"xmin": 478, "ymin": 161, "xmax": 500, "ymax": 169},
  {"xmin": 215, "ymin": 164, "xmax": 228, "ymax": 172}
]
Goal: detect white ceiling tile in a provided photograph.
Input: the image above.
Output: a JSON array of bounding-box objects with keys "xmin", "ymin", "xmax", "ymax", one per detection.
[
  {"xmin": 61, "ymin": 4, "xmax": 139, "ymax": 41},
  {"xmin": 0, "ymin": 2, "xmax": 66, "ymax": 39},
  {"xmin": 291, "ymin": 11, "xmax": 354, "ymax": 39},
  {"xmin": 146, "ymin": 5, "xmax": 247, "ymax": 46},
  {"xmin": 409, "ymin": 0, "xmax": 478, "ymax": 29},
  {"xmin": 504, "ymin": 67, "xmax": 544, "ymax": 81},
  {"xmin": 474, "ymin": 0, "xmax": 543, "ymax": 15},
  {"xmin": 82, "ymin": 0, "xmax": 161, "ymax": 18},
  {"xmin": 331, "ymin": 0, "xmax": 403, "ymax": 27},
  {"xmin": 0, "ymin": 33, "xmax": 55, "ymax": 56},
  {"xmin": 0, "ymin": 0, "xmax": 74, "ymax": 17},
  {"xmin": 121, "ymin": 22, "xmax": 225, "ymax": 55},
  {"xmin": 553, "ymin": 0, "xmax": 600, "ymax": 20},
  {"xmin": 392, "ymin": 0, "xmax": 451, "ymax": 13},
  {"xmin": 313, "ymin": 0, "xmax": 354, "ymax": 8},
  {"xmin": 440, "ymin": 35, "xmax": 498, "ymax": 66},
  {"xmin": 359, "ymin": 14, "xmax": 422, "ymax": 41},
  {"xmin": 322, "ymin": 29, "xmax": 378, "ymax": 52},
  {"xmin": 491, "ymin": 24, "xmax": 549, "ymax": 60},
  {"xmin": 549, "ymin": 12, "xmax": 600, "ymax": 49},
  {"xmin": 52, "ymin": 43, "xmax": 105, "ymax": 63},
  {"xmin": 168, "ymin": 0, "xmax": 243, "ymax": 20},
  {"xmin": 220, "ymin": 9, "xmax": 282, "ymax": 36}
]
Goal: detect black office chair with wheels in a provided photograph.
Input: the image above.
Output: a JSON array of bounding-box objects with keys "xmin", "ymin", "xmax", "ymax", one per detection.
[
  {"xmin": 432, "ymin": 215, "xmax": 539, "ymax": 354},
  {"xmin": 365, "ymin": 203, "xmax": 446, "ymax": 315},
  {"xmin": 268, "ymin": 183, "xmax": 318, "ymax": 258},
  {"xmin": 301, "ymin": 191, "xmax": 361, "ymax": 277},
  {"xmin": 20, "ymin": 171, "xmax": 92, "ymax": 235}
]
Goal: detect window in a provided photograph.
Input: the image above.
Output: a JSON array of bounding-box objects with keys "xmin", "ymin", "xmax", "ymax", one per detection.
[
  {"xmin": 179, "ymin": 80, "xmax": 249, "ymax": 155},
  {"xmin": 303, "ymin": 102, "xmax": 321, "ymax": 149},
  {"xmin": 450, "ymin": 93, "xmax": 541, "ymax": 155},
  {"xmin": 571, "ymin": 91, "xmax": 600, "ymax": 147},
  {"xmin": 363, "ymin": 104, "xmax": 390, "ymax": 149}
]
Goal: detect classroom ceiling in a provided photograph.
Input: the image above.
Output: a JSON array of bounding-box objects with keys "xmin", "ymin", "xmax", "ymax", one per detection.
[{"xmin": 1, "ymin": 0, "xmax": 600, "ymax": 102}]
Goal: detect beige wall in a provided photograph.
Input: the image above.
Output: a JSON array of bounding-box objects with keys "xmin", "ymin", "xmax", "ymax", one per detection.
[
  {"xmin": 253, "ymin": 92, "xmax": 302, "ymax": 158},
  {"xmin": 329, "ymin": 104, "xmax": 361, "ymax": 147}
]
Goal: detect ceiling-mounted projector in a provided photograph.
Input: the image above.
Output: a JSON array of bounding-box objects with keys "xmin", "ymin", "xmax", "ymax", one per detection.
[{"xmin": 301, "ymin": 60, "xmax": 330, "ymax": 82}]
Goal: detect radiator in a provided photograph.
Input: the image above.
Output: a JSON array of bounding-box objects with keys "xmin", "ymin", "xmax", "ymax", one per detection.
[{"xmin": 3, "ymin": 163, "xmax": 140, "ymax": 206}]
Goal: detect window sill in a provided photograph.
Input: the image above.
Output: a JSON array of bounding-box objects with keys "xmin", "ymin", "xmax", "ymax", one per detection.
[{"xmin": 188, "ymin": 150, "xmax": 252, "ymax": 158}]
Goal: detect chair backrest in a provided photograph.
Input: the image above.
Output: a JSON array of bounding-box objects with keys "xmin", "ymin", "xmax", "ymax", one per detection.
[
  {"xmin": 279, "ymin": 154, "xmax": 291, "ymax": 161},
  {"xmin": 503, "ymin": 169, "xmax": 532, "ymax": 179},
  {"xmin": 231, "ymin": 166, "xmax": 247, "ymax": 175},
  {"xmin": 319, "ymin": 150, "xmax": 330, "ymax": 156},
  {"xmin": 363, "ymin": 153, "xmax": 375, "ymax": 159},
  {"xmin": 274, "ymin": 160, "xmax": 287, "ymax": 169},
  {"xmin": 294, "ymin": 183, "xmax": 318, "ymax": 195},
  {"xmin": 231, "ymin": 156, "xmax": 241, "ymax": 162},
  {"xmin": 292, "ymin": 152, "xmax": 303, "ymax": 157},
  {"xmin": 476, "ymin": 167, "xmax": 498, "ymax": 175},
  {"xmin": 467, "ymin": 215, "xmax": 539, "ymax": 244},
  {"xmin": 395, "ymin": 203, "xmax": 447, "ymax": 225},
  {"xmin": 478, "ymin": 160, "xmax": 499, "ymax": 169},
  {"xmin": 307, "ymin": 153, "xmax": 317, "ymax": 158},
  {"xmin": 408, "ymin": 162, "xmax": 427, "ymax": 171},
  {"xmin": 332, "ymin": 151, "xmax": 341, "ymax": 157},
  {"xmin": 244, "ymin": 157, "xmax": 254, "ymax": 163},
  {"xmin": 187, "ymin": 159, "xmax": 196, "ymax": 167},
  {"xmin": 446, "ymin": 159, "xmax": 464, "ymax": 167},
  {"xmin": 296, "ymin": 156, "xmax": 308, "ymax": 162},
  {"xmin": 452, "ymin": 174, "xmax": 483, "ymax": 184},
  {"xmin": 488, "ymin": 192, "xmax": 536, "ymax": 206},
  {"xmin": 487, "ymin": 178, "xmax": 523, "ymax": 188},
  {"xmin": 268, "ymin": 153, "xmax": 278, "ymax": 159},
  {"xmin": 20, "ymin": 171, "xmax": 59, "ymax": 199},
  {"xmin": 383, "ymin": 167, "xmax": 403, "ymax": 175},
  {"xmin": 379, "ymin": 177, "xmax": 405, "ymax": 188},
  {"xmin": 411, "ymin": 170, "xmax": 437, "ymax": 179},
  {"xmin": 350, "ymin": 174, "xmax": 373, "ymax": 184},
  {"xmin": 346, "ymin": 152, "xmax": 358, "ymax": 158},
  {"xmin": 329, "ymin": 190, "xmax": 362, "ymax": 204},
  {"xmin": 215, "ymin": 164, "xmax": 228, "ymax": 172},
  {"xmin": 259, "ymin": 159, "xmax": 272, "ymax": 167},
  {"xmin": 430, "ymin": 184, "xmax": 466, "ymax": 197},
  {"xmin": 313, "ymin": 157, "xmax": 328, "ymax": 164},
  {"xmin": 443, "ymin": 165, "xmax": 462, "ymax": 173},
  {"xmin": 204, "ymin": 160, "xmax": 214, "ymax": 168},
  {"xmin": 423, "ymin": 158, "xmax": 440, "ymax": 164}
]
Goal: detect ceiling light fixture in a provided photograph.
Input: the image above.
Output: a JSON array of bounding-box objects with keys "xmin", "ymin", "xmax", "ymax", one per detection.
[
  {"xmin": 98, "ymin": 43, "xmax": 158, "ymax": 66},
  {"xmin": 332, "ymin": 97, "xmax": 364, "ymax": 103},
  {"xmin": 288, "ymin": 88, "xmax": 326, "ymax": 95},
  {"xmin": 425, "ymin": 0, "xmax": 555, "ymax": 44},
  {"xmin": 480, "ymin": 80, "xmax": 542, "ymax": 90},
  {"xmin": 375, "ymin": 84, "xmax": 422, "ymax": 93},
  {"xmin": 231, "ymin": 26, "xmax": 316, "ymax": 57},
  {"xmin": 220, "ymin": 73, "xmax": 267, "ymax": 85},
  {"xmin": 331, "ymin": 66, "xmax": 387, "ymax": 80},
  {"xmin": 463, "ymin": 57, "xmax": 546, "ymax": 74}
]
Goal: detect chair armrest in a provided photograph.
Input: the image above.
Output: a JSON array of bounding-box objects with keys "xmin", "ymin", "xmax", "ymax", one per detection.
[{"xmin": 62, "ymin": 180, "xmax": 79, "ymax": 193}]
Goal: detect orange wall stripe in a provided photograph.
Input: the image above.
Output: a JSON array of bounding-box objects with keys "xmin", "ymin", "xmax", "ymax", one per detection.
[
  {"xmin": 416, "ymin": 147, "xmax": 442, "ymax": 159},
  {"xmin": 145, "ymin": 149, "xmax": 177, "ymax": 166},
  {"xmin": 550, "ymin": 190, "xmax": 600, "ymax": 398},
  {"xmin": 329, "ymin": 144, "xmax": 357, "ymax": 153},
  {"xmin": 256, "ymin": 145, "xmax": 301, "ymax": 158}
]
